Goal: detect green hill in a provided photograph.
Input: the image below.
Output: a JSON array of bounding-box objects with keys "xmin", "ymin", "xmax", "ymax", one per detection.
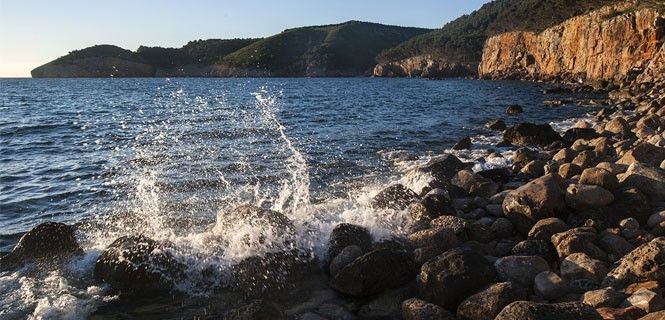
[
  {"xmin": 377, "ymin": 0, "xmax": 616, "ymax": 67},
  {"xmin": 218, "ymin": 21, "xmax": 431, "ymax": 76}
]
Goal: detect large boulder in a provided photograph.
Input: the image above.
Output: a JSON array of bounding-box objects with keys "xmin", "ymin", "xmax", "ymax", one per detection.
[
  {"xmin": 213, "ymin": 204, "xmax": 296, "ymax": 251},
  {"xmin": 0, "ymin": 222, "xmax": 82, "ymax": 271},
  {"xmin": 233, "ymin": 250, "xmax": 317, "ymax": 296},
  {"xmin": 494, "ymin": 255, "xmax": 550, "ymax": 288},
  {"xmin": 617, "ymin": 143, "xmax": 665, "ymax": 167},
  {"xmin": 451, "ymin": 170, "xmax": 499, "ymax": 198},
  {"xmin": 456, "ymin": 282, "xmax": 529, "ymax": 320},
  {"xmin": 327, "ymin": 223, "xmax": 373, "ymax": 259},
  {"xmin": 603, "ymin": 237, "xmax": 665, "ymax": 288},
  {"xmin": 580, "ymin": 167, "xmax": 620, "ymax": 190},
  {"xmin": 503, "ymin": 123, "xmax": 561, "ymax": 147},
  {"xmin": 418, "ymin": 248, "xmax": 496, "ymax": 311},
  {"xmin": 620, "ymin": 163, "xmax": 665, "ymax": 200},
  {"xmin": 330, "ymin": 248, "xmax": 416, "ymax": 297},
  {"xmin": 495, "ymin": 301, "xmax": 602, "ymax": 320},
  {"xmin": 371, "ymin": 184, "xmax": 420, "ymax": 210},
  {"xmin": 416, "ymin": 155, "xmax": 467, "ymax": 186},
  {"xmin": 94, "ymin": 235, "xmax": 183, "ymax": 292},
  {"xmin": 502, "ymin": 174, "xmax": 567, "ymax": 235},
  {"xmin": 528, "ymin": 218, "xmax": 569, "ymax": 242},
  {"xmin": 551, "ymin": 227, "xmax": 607, "ymax": 262},
  {"xmin": 564, "ymin": 184, "xmax": 614, "ymax": 210},
  {"xmin": 560, "ymin": 253, "xmax": 608, "ymax": 284}
]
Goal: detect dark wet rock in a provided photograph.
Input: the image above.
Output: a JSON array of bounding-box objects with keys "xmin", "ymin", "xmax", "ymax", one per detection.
[
  {"xmin": 330, "ymin": 248, "xmax": 416, "ymax": 297},
  {"xmin": 407, "ymin": 227, "xmax": 459, "ymax": 251},
  {"xmin": 563, "ymin": 128, "xmax": 599, "ymax": 145},
  {"xmin": 358, "ymin": 285, "xmax": 415, "ymax": 319},
  {"xmin": 418, "ymin": 247, "xmax": 496, "ymax": 311},
  {"xmin": 429, "ymin": 215, "xmax": 469, "ymax": 240},
  {"xmin": 466, "ymin": 222, "xmax": 494, "ymax": 243},
  {"xmin": 456, "ymin": 282, "xmax": 529, "ymax": 320},
  {"xmin": 417, "ymin": 155, "xmax": 467, "ymax": 185},
  {"xmin": 491, "ymin": 218, "xmax": 515, "ymax": 238},
  {"xmin": 551, "ymin": 227, "xmax": 607, "ymax": 262},
  {"xmin": 502, "ymin": 174, "xmax": 567, "ymax": 235},
  {"xmin": 528, "ymin": 217, "xmax": 569, "ymax": 242},
  {"xmin": 580, "ymin": 167, "xmax": 620, "ymax": 190},
  {"xmin": 453, "ymin": 136, "xmax": 472, "ymax": 150},
  {"xmin": 223, "ymin": 299, "xmax": 285, "ymax": 320},
  {"xmin": 617, "ymin": 143, "xmax": 665, "ymax": 167},
  {"xmin": 608, "ymin": 188, "xmax": 651, "ymax": 226},
  {"xmin": 371, "ymin": 184, "xmax": 420, "ymax": 210},
  {"xmin": 620, "ymin": 163, "xmax": 665, "ymax": 200},
  {"xmin": 485, "ymin": 119, "xmax": 507, "ymax": 131},
  {"xmin": 534, "ymin": 271, "xmax": 569, "ymax": 300},
  {"xmin": 511, "ymin": 240, "xmax": 556, "ymax": 262},
  {"xmin": 495, "ymin": 301, "xmax": 602, "ymax": 320},
  {"xmin": 599, "ymin": 233, "xmax": 635, "ymax": 262},
  {"xmin": 494, "ymin": 255, "xmax": 550, "ymax": 288},
  {"xmin": 315, "ymin": 303, "xmax": 355, "ymax": 320},
  {"xmin": 410, "ymin": 189, "xmax": 450, "ymax": 221},
  {"xmin": 506, "ymin": 104, "xmax": 524, "ymax": 114},
  {"xmin": 216, "ymin": 205, "xmax": 297, "ymax": 251},
  {"xmin": 329, "ymin": 245, "xmax": 362, "ymax": 277},
  {"xmin": 94, "ymin": 235, "xmax": 183, "ymax": 292},
  {"xmin": 327, "ymin": 223, "xmax": 373, "ymax": 259},
  {"xmin": 0, "ymin": 222, "xmax": 82, "ymax": 271},
  {"xmin": 503, "ymin": 123, "xmax": 561, "ymax": 147},
  {"xmin": 477, "ymin": 167, "xmax": 512, "ymax": 184},
  {"xmin": 402, "ymin": 298, "xmax": 456, "ymax": 320},
  {"xmin": 583, "ymin": 287, "xmax": 627, "ymax": 308},
  {"xmin": 232, "ymin": 250, "xmax": 317, "ymax": 296},
  {"xmin": 603, "ymin": 237, "xmax": 665, "ymax": 288},
  {"xmin": 451, "ymin": 170, "xmax": 499, "ymax": 199}
]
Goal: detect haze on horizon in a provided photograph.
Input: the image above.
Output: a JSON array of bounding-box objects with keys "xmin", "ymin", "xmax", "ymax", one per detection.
[{"xmin": 0, "ymin": 0, "xmax": 490, "ymax": 77}]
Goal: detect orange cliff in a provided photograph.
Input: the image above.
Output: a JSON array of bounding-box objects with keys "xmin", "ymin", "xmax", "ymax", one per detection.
[{"xmin": 478, "ymin": 1, "xmax": 665, "ymax": 84}]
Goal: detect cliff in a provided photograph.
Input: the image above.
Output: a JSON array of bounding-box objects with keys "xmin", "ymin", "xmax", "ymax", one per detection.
[
  {"xmin": 374, "ymin": 0, "xmax": 614, "ymax": 78},
  {"xmin": 478, "ymin": 1, "xmax": 665, "ymax": 84}
]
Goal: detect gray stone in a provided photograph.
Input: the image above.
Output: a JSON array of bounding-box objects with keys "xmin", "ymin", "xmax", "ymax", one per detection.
[
  {"xmin": 560, "ymin": 253, "xmax": 608, "ymax": 283},
  {"xmin": 494, "ymin": 255, "xmax": 550, "ymax": 288},
  {"xmin": 329, "ymin": 246, "xmax": 362, "ymax": 277},
  {"xmin": 534, "ymin": 271, "xmax": 569, "ymax": 301}
]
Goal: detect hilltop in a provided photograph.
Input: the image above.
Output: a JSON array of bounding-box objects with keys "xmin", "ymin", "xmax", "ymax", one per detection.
[{"xmin": 31, "ymin": 21, "xmax": 430, "ymax": 78}]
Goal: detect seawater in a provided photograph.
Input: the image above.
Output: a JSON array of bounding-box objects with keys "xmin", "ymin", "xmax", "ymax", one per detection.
[{"xmin": 0, "ymin": 78, "xmax": 602, "ymax": 318}]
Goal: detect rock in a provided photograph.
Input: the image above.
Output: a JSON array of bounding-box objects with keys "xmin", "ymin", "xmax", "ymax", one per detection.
[
  {"xmin": 560, "ymin": 253, "xmax": 608, "ymax": 283},
  {"xmin": 571, "ymin": 150, "xmax": 600, "ymax": 169},
  {"xmin": 330, "ymin": 248, "xmax": 416, "ymax": 297},
  {"xmin": 506, "ymin": 104, "xmax": 524, "ymax": 114},
  {"xmin": 494, "ymin": 255, "xmax": 550, "ymax": 288},
  {"xmin": 580, "ymin": 167, "xmax": 620, "ymax": 190},
  {"xmin": 410, "ymin": 189, "xmax": 450, "ymax": 221},
  {"xmin": 620, "ymin": 163, "xmax": 665, "ymax": 199},
  {"xmin": 418, "ymin": 248, "xmax": 496, "ymax": 311},
  {"xmin": 456, "ymin": 282, "xmax": 529, "ymax": 320},
  {"xmin": 429, "ymin": 215, "xmax": 469, "ymax": 240},
  {"xmin": 563, "ymin": 128, "xmax": 599, "ymax": 145},
  {"xmin": 552, "ymin": 227, "xmax": 607, "ymax": 262},
  {"xmin": 503, "ymin": 123, "xmax": 562, "ymax": 147},
  {"xmin": 565, "ymin": 184, "xmax": 614, "ymax": 210},
  {"xmin": 597, "ymin": 162, "xmax": 629, "ymax": 175},
  {"xmin": 617, "ymin": 143, "xmax": 665, "ymax": 167},
  {"xmin": 596, "ymin": 306, "xmax": 646, "ymax": 320},
  {"xmin": 451, "ymin": 170, "xmax": 499, "ymax": 198},
  {"xmin": 583, "ymin": 287, "xmax": 627, "ymax": 308},
  {"xmin": 485, "ymin": 119, "xmax": 507, "ymax": 131},
  {"xmin": 407, "ymin": 227, "xmax": 459, "ymax": 250},
  {"xmin": 315, "ymin": 304, "xmax": 355, "ymax": 320},
  {"xmin": 327, "ymin": 223, "xmax": 373, "ymax": 259},
  {"xmin": 329, "ymin": 245, "xmax": 362, "ymax": 277},
  {"xmin": 232, "ymin": 250, "xmax": 316, "ymax": 296},
  {"xmin": 620, "ymin": 218, "xmax": 640, "ymax": 231},
  {"xmin": 358, "ymin": 286, "xmax": 413, "ymax": 319},
  {"xmin": 402, "ymin": 298, "xmax": 455, "ymax": 320},
  {"xmin": 224, "ymin": 300, "xmax": 285, "ymax": 320},
  {"xmin": 466, "ymin": 223, "xmax": 494, "ymax": 243},
  {"xmin": 559, "ymin": 163, "xmax": 583, "ymax": 179},
  {"xmin": 648, "ymin": 212, "xmax": 665, "ymax": 229},
  {"xmin": 528, "ymin": 218, "xmax": 569, "ymax": 241},
  {"xmin": 625, "ymin": 288, "xmax": 665, "ymax": 313},
  {"xmin": 608, "ymin": 188, "xmax": 651, "ymax": 226},
  {"xmin": 502, "ymin": 174, "xmax": 567, "ymax": 235},
  {"xmin": 640, "ymin": 310, "xmax": 665, "ymax": 320},
  {"xmin": 599, "ymin": 234, "xmax": 635, "ymax": 261},
  {"xmin": 491, "ymin": 218, "xmax": 515, "ymax": 238},
  {"xmin": 453, "ymin": 136, "xmax": 472, "ymax": 150},
  {"xmin": 603, "ymin": 238, "xmax": 665, "ymax": 288},
  {"xmin": 511, "ymin": 240, "xmax": 556, "ymax": 262},
  {"xmin": 534, "ymin": 271, "xmax": 569, "ymax": 300},
  {"xmin": 478, "ymin": 168, "xmax": 513, "ymax": 184},
  {"xmin": 554, "ymin": 148, "xmax": 577, "ymax": 164},
  {"xmin": 0, "ymin": 222, "xmax": 82, "ymax": 271},
  {"xmin": 94, "ymin": 235, "xmax": 183, "ymax": 292},
  {"xmin": 495, "ymin": 301, "xmax": 602, "ymax": 320},
  {"xmin": 417, "ymin": 155, "xmax": 467, "ymax": 185},
  {"xmin": 371, "ymin": 184, "xmax": 420, "ymax": 210},
  {"xmin": 605, "ymin": 118, "xmax": 631, "ymax": 135},
  {"xmin": 521, "ymin": 160, "xmax": 546, "ymax": 178},
  {"xmin": 215, "ymin": 204, "xmax": 296, "ymax": 251}
]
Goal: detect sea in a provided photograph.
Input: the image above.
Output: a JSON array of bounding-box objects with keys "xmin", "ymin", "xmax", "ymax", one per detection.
[{"xmin": 0, "ymin": 78, "xmax": 603, "ymax": 318}]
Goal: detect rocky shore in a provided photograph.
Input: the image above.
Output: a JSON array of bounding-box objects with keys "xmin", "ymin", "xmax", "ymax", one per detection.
[{"xmin": 3, "ymin": 74, "xmax": 665, "ymax": 320}]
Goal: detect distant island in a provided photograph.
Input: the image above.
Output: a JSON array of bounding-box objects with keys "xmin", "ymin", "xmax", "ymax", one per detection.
[{"xmin": 32, "ymin": 0, "xmax": 619, "ymax": 78}]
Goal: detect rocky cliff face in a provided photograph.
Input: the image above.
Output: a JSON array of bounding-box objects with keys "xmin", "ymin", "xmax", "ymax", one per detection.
[
  {"xmin": 31, "ymin": 57, "xmax": 155, "ymax": 78},
  {"xmin": 478, "ymin": 2, "xmax": 665, "ymax": 84},
  {"xmin": 372, "ymin": 55, "xmax": 475, "ymax": 78}
]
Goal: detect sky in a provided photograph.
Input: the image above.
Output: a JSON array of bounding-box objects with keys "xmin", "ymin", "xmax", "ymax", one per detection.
[{"xmin": 0, "ymin": 0, "xmax": 491, "ymax": 77}]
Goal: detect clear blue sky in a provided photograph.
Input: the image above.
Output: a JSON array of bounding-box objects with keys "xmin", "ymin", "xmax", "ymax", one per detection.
[{"xmin": 0, "ymin": 0, "xmax": 491, "ymax": 77}]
